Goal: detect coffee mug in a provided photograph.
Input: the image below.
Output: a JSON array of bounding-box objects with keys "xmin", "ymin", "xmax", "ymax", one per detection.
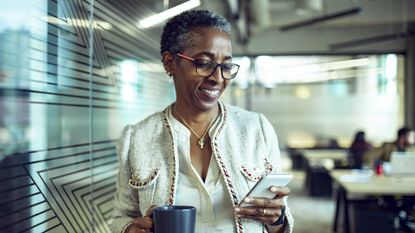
[{"xmin": 152, "ymin": 205, "xmax": 196, "ymax": 233}]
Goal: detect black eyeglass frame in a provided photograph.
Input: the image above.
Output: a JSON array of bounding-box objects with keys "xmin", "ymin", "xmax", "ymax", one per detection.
[{"xmin": 176, "ymin": 53, "xmax": 240, "ymax": 80}]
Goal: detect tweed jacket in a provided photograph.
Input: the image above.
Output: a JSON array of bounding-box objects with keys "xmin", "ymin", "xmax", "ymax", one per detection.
[{"xmin": 110, "ymin": 102, "xmax": 293, "ymax": 233}]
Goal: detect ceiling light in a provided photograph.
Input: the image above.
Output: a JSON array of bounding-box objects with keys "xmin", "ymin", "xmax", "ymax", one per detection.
[
  {"xmin": 138, "ymin": 0, "xmax": 201, "ymax": 29},
  {"xmin": 295, "ymin": 0, "xmax": 323, "ymax": 16},
  {"xmin": 280, "ymin": 7, "xmax": 361, "ymax": 31},
  {"xmin": 330, "ymin": 31, "xmax": 415, "ymax": 50}
]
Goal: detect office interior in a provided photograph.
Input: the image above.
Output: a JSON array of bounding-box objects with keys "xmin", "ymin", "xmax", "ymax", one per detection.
[{"xmin": 0, "ymin": 0, "xmax": 414, "ymax": 232}]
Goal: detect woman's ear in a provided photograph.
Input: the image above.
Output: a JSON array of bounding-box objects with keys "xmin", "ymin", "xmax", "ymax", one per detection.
[{"xmin": 162, "ymin": 51, "xmax": 175, "ymax": 75}]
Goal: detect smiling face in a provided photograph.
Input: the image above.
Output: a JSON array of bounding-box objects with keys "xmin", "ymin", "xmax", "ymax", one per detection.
[{"xmin": 164, "ymin": 27, "xmax": 233, "ymax": 114}]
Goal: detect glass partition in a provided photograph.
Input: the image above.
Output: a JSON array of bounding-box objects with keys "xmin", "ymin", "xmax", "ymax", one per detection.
[{"xmin": 0, "ymin": 0, "xmax": 174, "ymax": 232}]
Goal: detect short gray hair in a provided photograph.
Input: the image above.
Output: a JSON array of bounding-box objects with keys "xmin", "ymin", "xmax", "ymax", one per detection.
[{"xmin": 160, "ymin": 10, "xmax": 231, "ymax": 55}]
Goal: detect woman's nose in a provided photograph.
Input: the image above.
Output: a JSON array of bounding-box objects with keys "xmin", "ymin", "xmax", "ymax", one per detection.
[{"xmin": 208, "ymin": 65, "xmax": 224, "ymax": 83}]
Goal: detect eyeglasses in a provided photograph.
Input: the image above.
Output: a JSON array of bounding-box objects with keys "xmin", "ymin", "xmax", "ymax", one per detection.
[{"xmin": 176, "ymin": 53, "xmax": 240, "ymax": 80}]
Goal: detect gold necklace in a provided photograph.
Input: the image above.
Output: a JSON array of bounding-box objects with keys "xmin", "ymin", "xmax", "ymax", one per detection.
[{"xmin": 173, "ymin": 105, "xmax": 217, "ymax": 149}]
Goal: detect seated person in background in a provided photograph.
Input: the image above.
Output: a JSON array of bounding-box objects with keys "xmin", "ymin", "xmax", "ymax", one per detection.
[
  {"xmin": 369, "ymin": 127, "xmax": 415, "ymax": 231},
  {"xmin": 348, "ymin": 131, "xmax": 372, "ymax": 169},
  {"xmin": 328, "ymin": 138, "xmax": 341, "ymax": 149},
  {"xmin": 376, "ymin": 127, "xmax": 414, "ymax": 163}
]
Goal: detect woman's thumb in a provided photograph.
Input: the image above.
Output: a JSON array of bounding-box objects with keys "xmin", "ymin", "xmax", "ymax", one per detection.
[{"xmin": 146, "ymin": 205, "xmax": 157, "ymax": 217}]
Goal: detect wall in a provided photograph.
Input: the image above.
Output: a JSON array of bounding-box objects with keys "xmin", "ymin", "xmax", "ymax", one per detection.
[
  {"xmin": 223, "ymin": 54, "xmax": 406, "ymax": 148},
  {"xmin": 405, "ymin": 38, "xmax": 415, "ymax": 128}
]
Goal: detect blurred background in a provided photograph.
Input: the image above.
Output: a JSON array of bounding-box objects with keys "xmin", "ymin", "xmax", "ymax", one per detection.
[{"xmin": 0, "ymin": 0, "xmax": 414, "ymax": 232}]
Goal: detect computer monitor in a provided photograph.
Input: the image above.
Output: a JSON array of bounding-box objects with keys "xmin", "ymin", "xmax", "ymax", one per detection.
[{"xmin": 387, "ymin": 151, "xmax": 415, "ymax": 175}]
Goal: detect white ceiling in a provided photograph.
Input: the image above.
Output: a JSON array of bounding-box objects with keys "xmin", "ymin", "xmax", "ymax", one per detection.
[{"xmin": 201, "ymin": 0, "xmax": 415, "ymax": 55}]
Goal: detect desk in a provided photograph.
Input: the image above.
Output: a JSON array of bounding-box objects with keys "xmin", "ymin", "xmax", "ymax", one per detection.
[
  {"xmin": 302, "ymin": 149, "xmax": 347, "ymax": 196},
  {"xmin": 330, "ymin": 170, "xmax": 415, "ymax": 233},
  {"xmin": 302, "ymin": 149, "xmax": 347, "ymax": 162},
  {"xmin": 331, "ymin": 170, "xmax": 415, "ymax": 195}
]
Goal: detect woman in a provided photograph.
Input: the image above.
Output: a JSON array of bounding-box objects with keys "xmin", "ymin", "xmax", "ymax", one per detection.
[
  {"xmin": 348, "ymin": 131, "xmax": 372, "ymax": 169},
  {"xmin": 110, "ymin": 10, "xmax": 293, "ymax": 233}
]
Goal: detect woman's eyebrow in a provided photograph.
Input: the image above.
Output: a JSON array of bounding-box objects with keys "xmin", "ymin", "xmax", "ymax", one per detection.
[{"xmin": 194, "ymin": 52, "xmax": 233, "ymax": 61}]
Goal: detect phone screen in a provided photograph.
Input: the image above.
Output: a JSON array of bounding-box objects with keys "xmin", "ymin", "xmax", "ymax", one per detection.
[{"xmin": 238, "ymin": 173, "xmax": 293, "ymax": 207}]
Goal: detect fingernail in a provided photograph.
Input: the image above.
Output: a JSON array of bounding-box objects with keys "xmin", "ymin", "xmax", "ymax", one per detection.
[
  {"xmin": 270, "ymin": 187, "xmax": 278, "ymax": 192},
  {"xmin": 244, "ymin": 197, "xmax": 251, "ymax": 203},
  {"xmin": 235, "ymin": 207, "xmax": 241, "ymax": 213}
]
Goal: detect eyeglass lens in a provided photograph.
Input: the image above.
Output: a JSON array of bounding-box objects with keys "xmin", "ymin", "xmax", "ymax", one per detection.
[{"xmin": 195, "ymin": 61, "xmax": 239, "ymax": 79}]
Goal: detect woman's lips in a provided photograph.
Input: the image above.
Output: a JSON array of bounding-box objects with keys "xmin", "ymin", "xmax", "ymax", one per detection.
[{"xmin": 199, "ymin": 87, "xmax": 220, "ymax": 100}]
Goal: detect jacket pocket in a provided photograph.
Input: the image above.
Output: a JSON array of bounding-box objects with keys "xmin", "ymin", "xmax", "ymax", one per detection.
[
  {"xmin": 240, "ymin": 158, "xmax": 273, "ymax": 182},
  {"xmin": 128, "ymin": 169, "xmax": 160, "ymax": 189}
]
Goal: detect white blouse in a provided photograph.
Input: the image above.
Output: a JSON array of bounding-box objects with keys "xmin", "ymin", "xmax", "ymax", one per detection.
[{"xmin": 168, "ymin": 109, "xmax": 236, "ymax": 233}]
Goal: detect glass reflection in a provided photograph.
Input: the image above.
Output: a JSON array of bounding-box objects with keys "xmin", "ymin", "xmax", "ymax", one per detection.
[{"xmin": 1, "ymin": 0, "xmax": 175, "ymax": 232}]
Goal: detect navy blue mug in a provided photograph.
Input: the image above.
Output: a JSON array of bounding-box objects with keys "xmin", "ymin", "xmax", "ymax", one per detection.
[{"xmin": 153, "ymin": 205, "xmax": 196, "ymax": 233}]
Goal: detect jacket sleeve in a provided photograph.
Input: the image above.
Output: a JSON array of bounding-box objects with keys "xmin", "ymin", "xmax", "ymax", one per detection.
[
  {"xmin": 110, "ymin": 125, "xmax": 142, "ymax": 233},
  {"xmin": 258, "ymin": 114, "xmax": 294, "ymax": 233}
]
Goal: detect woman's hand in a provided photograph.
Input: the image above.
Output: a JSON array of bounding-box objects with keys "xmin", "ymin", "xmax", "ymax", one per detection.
[
  {"xmin": 234, "ymin": 186, "xmax": 290, "ymax": 225},
  {"xmin": 126, "ymin": 205, "xmax": 156, "ymax": 233}
]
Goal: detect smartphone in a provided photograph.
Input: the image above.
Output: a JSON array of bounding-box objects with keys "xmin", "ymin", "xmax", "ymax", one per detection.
[{"xmin": 238, "ymin": 173, "xmax": 293, "ymax": 207}]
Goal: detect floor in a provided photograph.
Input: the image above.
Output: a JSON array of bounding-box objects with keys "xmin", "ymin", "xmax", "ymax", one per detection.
[
  {"xmin": 280, "ymin": 151, "xmax": 336, "ymax": 233},
  {"xmin": 287, "ymin": 171, "xmax": 335, "ymax": 233}
]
